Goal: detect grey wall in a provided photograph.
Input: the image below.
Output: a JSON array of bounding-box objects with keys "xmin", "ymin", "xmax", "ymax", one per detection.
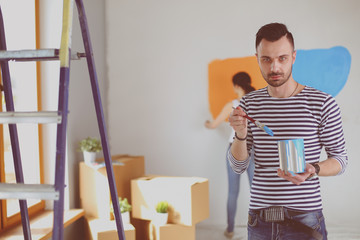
[{"xmin": 105, "ymin": 0, "xmax": 360, "ymax": 228}]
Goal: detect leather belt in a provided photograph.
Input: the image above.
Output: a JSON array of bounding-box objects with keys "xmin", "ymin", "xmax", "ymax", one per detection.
[{"xmin": 253, "ymin": 206, "xmax": 306, "ymax": 222}]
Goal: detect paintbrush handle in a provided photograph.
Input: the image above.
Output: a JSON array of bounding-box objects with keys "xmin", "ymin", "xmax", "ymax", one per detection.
[
  {"xmin": 233, "ymin": 106, "xmax": 274, "ymax": 136},
  {"xmin": 244, "ymin": 114, "xmax": 256, "ymax": 124},
  {"xmin": 234, "ymin": 106, "xmax": 256, "ymax": 123}
]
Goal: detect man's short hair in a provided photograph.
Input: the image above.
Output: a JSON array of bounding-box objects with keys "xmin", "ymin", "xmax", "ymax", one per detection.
[{"xmin": 255, "ymin": 23, "xmax": 294, "ymax": 50}]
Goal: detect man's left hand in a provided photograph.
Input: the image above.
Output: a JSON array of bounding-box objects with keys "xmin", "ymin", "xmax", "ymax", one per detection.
[{"xmin": 277, "ymin": 163, "xmax": 316, "ymax": 185}]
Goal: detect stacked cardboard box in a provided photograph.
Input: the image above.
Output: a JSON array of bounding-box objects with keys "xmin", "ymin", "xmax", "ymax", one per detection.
[
  {"xmin": 149, "ymin": 224, "xmax": 196, "ymax": 240},
  {"xmin": 80, "ymin": 154, "xmax": 145, "ymax": 240},
  {"xmin": 131, "ymin": 175, "xmax": 210, "ymax": 240},
  {"xmin": 80, "ymin": 155, "xmax": 210, "ymax": 240},
  {"xmin": 85, "ymin": 217, "xmax": 136, "ymax": 240}
]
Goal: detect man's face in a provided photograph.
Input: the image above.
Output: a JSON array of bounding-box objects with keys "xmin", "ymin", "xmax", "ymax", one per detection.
[{"xmin": 256, "ymin": 36, "xmax": 296, "ymax": 87}]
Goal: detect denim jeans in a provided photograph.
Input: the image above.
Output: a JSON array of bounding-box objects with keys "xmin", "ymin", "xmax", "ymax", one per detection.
[
  {"xmin": 226, "ymin": 145, "xmax": 255, "ymax": 232},
  {"xmin": 247, "ymin": 208, "xmax": 328, "ymax": 240}
]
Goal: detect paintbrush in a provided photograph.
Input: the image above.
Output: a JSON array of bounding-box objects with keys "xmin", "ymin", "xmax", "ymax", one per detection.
[{"xmin": 233, "ymin": 107, "xmax": 274, "ymax": 136}]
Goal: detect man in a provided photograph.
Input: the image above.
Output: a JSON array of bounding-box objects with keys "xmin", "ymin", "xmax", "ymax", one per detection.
[{"xmin": 227, "ymin": 23, "xmax": 348, "ymax": 240}]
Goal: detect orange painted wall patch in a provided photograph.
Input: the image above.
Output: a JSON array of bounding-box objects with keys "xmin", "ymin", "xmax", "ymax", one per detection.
[{"xmin": 208, "ymin": 56, "xmax": 266, "ymax": 119}]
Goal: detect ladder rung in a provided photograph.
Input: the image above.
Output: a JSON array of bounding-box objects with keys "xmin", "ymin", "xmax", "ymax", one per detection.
[
  {"xmin": 0, "ymin": 183, "xmax": 59, "ymax": 200},
  {"xmin": 0, "ymin": 111, "xmax": 61, "ymax": 124},
  {"xmin": 0, "ymin": 49, "xmax": 86, "ymax": 61}
]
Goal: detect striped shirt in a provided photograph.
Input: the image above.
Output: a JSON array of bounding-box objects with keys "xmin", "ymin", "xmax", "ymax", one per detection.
[{"xmin": 227, "ymin": 86, "xmax": 348, "ymax": 211}]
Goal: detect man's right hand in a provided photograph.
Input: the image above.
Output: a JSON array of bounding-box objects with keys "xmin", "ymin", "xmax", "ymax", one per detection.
[{"xmin": 229, "ymin": 107, "xmax": 248, "ymax": 138}]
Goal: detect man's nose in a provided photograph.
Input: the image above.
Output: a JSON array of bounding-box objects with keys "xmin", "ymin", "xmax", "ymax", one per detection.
[{"xmin": 271, "ymin": 60, "xmax": 280, "ymax": 72}]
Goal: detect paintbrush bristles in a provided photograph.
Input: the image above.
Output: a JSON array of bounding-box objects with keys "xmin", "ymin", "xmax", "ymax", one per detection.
[{"xmin": 232, "ymin": 106, "xmax": 274, "ymax": 136}]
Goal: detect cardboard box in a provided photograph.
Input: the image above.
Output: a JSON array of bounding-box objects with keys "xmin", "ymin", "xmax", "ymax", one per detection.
[
  {"xmin": 85, "ymin": 217, "xmax": 135, "ymax": 240},
  {"xmin": 131, "ymin": 218, "xmax": 151, "ymax": 240},
  {"xmin": 131, "ymin": 176, "xmax": 209, "ymax": 226},
  {"xmin": 129, "ymin": 219, "xmax": 195, "ymax": 240},
  {"xmin": 149, "ymin": 223, "xmax": 195, "ymax": 240},
  {"xmin": 80, "ymin": 155, "xmax": 145, "ymax": 219}
]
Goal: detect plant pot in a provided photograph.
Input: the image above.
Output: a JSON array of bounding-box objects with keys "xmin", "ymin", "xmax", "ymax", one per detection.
[
  {"xmin": 153, "ymin": 212, "xmax": 168, "ymax": 226},
  {"xmin": 110, "ymin": 211, "xmax": 130, "ymax": 224},
  {"xmin": 83, "ymin": 151, "xmax": 96, "ymax": 165},
  {"xmin": 121, "ymin": 211, "xmax": 130, "ymax": 224}
]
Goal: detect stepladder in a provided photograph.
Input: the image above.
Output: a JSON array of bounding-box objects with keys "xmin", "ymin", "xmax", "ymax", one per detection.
[{"xmin": 0, "ymin": 1, "xmax": 125, "ymax": 239}]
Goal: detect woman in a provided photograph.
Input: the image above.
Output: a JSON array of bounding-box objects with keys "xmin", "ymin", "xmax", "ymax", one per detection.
[{"xmin": 205, "ymin": 72, "xmax": 255, "ymax": 239}]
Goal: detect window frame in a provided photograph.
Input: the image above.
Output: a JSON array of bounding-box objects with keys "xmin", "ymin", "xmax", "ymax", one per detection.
[{"xmin": 0, "ymin": 0, "xmax": 45, "ymax": 231}]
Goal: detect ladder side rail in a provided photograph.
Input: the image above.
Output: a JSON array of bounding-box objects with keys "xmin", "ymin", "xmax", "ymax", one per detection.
[
  {"xmin": 52, "ymin": 0, "xmax": 74, "ymax": 239},
  {"xmin": 52, "ymin": 67, "xmax": 70, "ymax": 240},
  {"xmin": 75, "ymin": 0, "xmax": 125, "ymax": 239},
  {"xmin": 0, "ymin": 6, "xmax": 32, "ymax": 240}
]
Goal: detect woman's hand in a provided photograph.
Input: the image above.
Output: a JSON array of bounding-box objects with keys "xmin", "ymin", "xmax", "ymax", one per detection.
[{"xmin": 204, "ymin": 120, "xmax": 212, "ymax": 129}]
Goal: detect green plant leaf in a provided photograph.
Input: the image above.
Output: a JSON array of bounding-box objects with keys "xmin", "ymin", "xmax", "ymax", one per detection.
[
  {"xmin": 110, "ymin": 197, "xmax": 132, "ymax": 213},
  {"xmin": 156, "ymin": 201, "xmax": 168, "ymax": 213},
  {"xmin": 78, "ymin": 137, "xmax": 102, "ymax": 152}
]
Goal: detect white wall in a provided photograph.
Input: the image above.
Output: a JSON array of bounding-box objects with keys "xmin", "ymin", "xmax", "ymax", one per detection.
[
  {"xmin": 105, "ymin": 0, "xmax": 360, "ymax": 228},
  {"xmin": 67, "ymin": 0, "xmax": 107, "ymax": 209},
  {"xmin": 40, "ymin": 0, "xmax": 106, "ymax": 238},
  {"xmin": 39, "ymin": 0, "xmax": 106, "ymax": 210}
]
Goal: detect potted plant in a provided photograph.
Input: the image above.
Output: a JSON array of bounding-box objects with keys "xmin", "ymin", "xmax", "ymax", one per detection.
[
  {"xmin": 154, "ymin": 201, "xmax": 169, "ymax": 225},
  {"xmin": 78, "ymin": 137, "xmax": 102, "ymax": 164},
  {"xmin": 110, "ymin": 197, "xmax": 132, "ymax": 223}
]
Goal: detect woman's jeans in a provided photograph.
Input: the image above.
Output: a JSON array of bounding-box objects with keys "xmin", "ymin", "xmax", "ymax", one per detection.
[
  {"xmin": 226, "ymin": 145, "xmax": 255, "ymax": 232},
  {"xmin": 247, "ymin": 208, "xmax": 328, "ymax": 240}
]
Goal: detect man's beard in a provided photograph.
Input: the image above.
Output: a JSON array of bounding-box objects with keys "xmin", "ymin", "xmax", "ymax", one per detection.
[{"xmin": 262, "ymin": 67, "xmax": 293, "ymax": 87}]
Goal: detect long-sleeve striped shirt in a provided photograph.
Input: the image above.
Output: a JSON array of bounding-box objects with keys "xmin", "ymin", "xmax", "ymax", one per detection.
[{"xmin": 227, "ymin": 86, "xmax": 348, "ymax": 211}]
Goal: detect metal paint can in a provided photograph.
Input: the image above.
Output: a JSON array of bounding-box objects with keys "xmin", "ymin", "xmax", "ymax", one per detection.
[{"xmin": 278, "ymin": 139, "xmax": 305, "ymax": 174}]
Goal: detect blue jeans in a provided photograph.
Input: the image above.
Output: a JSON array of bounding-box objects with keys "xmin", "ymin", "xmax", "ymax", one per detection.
[
  {"xmin": 226, "ymin": 145, "xmax": 255, "ymax": 232},
  {"xmin": 247, "ymin": 208, "xmax": 328, "ymax": 240}
]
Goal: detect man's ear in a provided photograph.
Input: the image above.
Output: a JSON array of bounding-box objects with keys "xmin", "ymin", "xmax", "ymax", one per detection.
[{"xmin": 292, "ymin": 50, "xmax": 297, "ymax": 64}]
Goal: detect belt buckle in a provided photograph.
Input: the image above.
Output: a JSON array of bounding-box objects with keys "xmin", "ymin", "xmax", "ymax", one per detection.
[{"xmin": 264, "ymin": 206, "xmax": 285, "ymax": 222}]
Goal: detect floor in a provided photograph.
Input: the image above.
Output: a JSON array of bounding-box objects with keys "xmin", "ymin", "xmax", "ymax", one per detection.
[{"xmin": 196, "ymin": 224, "xmax": 360, "ymax": 240}]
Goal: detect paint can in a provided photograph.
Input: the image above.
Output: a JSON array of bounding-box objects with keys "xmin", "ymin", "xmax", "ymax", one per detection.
[{"xmin": 278, "ymin": 139, "xmax": 305, "ymax": 175}]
